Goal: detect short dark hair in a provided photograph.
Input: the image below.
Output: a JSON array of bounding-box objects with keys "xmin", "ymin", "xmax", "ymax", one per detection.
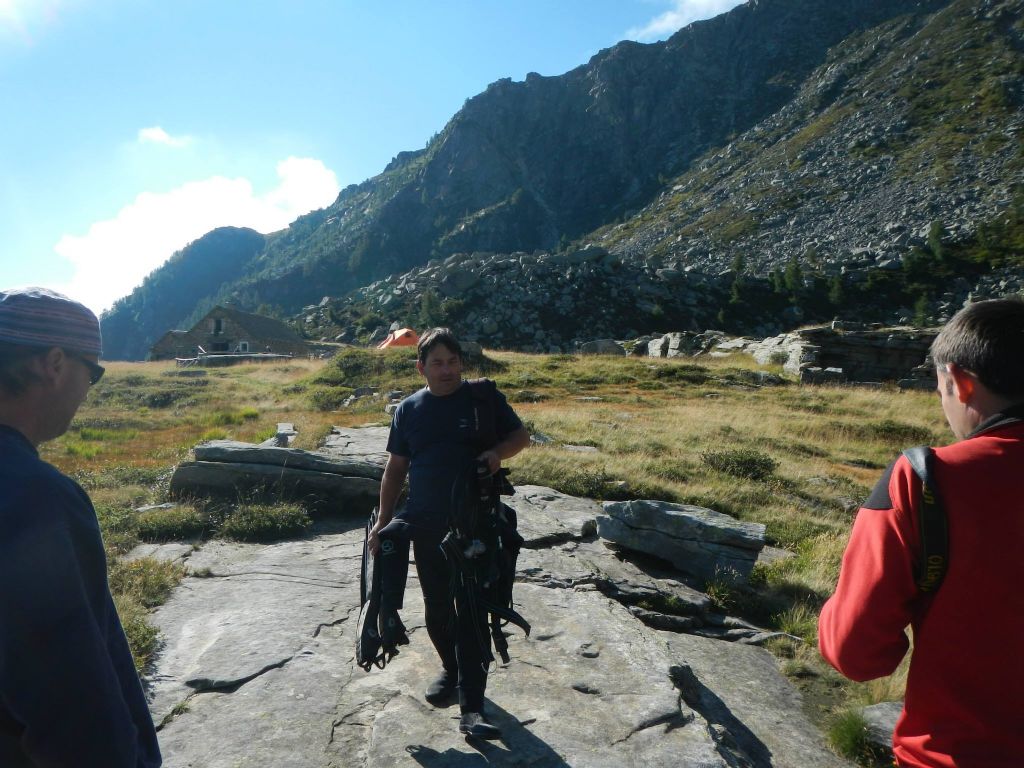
[
  {"xmin": 417, "ymin": 327, "xmax": 462, "ymax": 365},
  {"xmin": 0, "ymin": 342, "xmax": 46, "ymax": 397},
  {"xmin": 930, "ymin": 297, "xmax": 1024, "ymax": 398}
]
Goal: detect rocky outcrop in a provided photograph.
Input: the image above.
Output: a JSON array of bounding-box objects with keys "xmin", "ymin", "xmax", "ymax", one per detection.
[
  {"xmin": 313, "ymin": 248, "xmax": 724, "ymax": 351},
  {"xmin": 716, "ymin": 324, "xmax": 937, "ymax": 384},
  {"xmin": 169, "ymin": 430, "xmax": 388, "ymax": 514},
  {"xmin": 598, "ymin": 0, "xmax": 1023, "ymax": 314},
  {"xmin": 645, "ymin": 330, "xmax": 730, "ymax": 358},
  {"xmin": 579, "ymin": 338, "xmax": 626, "ymax": 356},
  {"xmin": 598, "ymin": 499, "xmax": 767, "ymax": 582}
]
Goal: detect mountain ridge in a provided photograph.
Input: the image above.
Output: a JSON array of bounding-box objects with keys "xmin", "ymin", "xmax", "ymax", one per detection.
[{"xmin": 101, "ymin": 0, "xmax": 1024, "ymax": 359}]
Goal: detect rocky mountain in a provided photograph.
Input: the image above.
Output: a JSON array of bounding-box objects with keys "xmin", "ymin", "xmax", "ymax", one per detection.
[{"xmin": 102, "ymin": 0, "xmax": 1024, "ymax": 358}]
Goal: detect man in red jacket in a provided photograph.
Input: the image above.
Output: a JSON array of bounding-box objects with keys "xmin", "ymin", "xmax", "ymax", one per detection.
[{"xmin": 819, "ymin": 297, "xmax": 1024, "ymax": 768}]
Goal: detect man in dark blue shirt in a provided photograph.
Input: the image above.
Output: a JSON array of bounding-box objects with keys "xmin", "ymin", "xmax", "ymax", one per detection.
[
  {"xmin": 368, "ymin": 328, "xmax": 529, "ymax": 740},
  {"xmin": 0, "ymin": 287, "xmax": 161, "ymax": 767}
]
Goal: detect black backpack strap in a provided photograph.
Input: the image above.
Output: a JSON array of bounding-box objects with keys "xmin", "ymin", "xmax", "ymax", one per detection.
[
  {"xmin": 467, "ymin": 378, "xmax": 498, "ymax": 452},
  {"xmin": 901, "ymin": 446, "xmax": 947, "ymax": 594}
]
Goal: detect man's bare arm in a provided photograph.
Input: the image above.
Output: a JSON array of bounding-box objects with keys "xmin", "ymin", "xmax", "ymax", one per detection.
[{"xmin": 478, "ymin": 426, "xmax": 530, "ymax": 475}]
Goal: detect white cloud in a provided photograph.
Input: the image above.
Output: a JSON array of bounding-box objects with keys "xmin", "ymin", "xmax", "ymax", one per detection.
[
  {"xmin": 137, "ymin": 126, "xmax": 192, "ymax": 148},
  {"xmin": 53, "ymin": 157, "xmax": 340, "ymax": 315},
  {"xmin": 627, "ymin": 0, "xmax": 744, "ymax": 42}
]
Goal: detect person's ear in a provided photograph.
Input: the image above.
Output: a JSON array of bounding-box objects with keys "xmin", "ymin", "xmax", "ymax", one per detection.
[
  {"xmin": 947, "ymin": 363, "xmax": 977, "ymax": 404},
  {"xmin": 416, "ymin": 359, "xmax": 425, "ymax": 377},
  {"xmin": 31, "ymin": 347, "xmax": 66, "ymax": 385}
]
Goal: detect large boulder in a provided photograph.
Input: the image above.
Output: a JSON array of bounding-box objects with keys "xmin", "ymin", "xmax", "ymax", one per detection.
[
  {"xmin": 193, "ymin": 441, "xmax": 383, "ymax": 479},
  {"xmin": 169, "ymin": 462, "xmax": 380, "ymax": 514},
  {"xmin": 597, "ymin": 499, "xmax": 766, "ymax": 581},
  {"xmin": 169, "ymin": 431, "xmax": 388, "ymax": 514},
  {"xmin": 578, "ymin": 339, "xmax": 626, "ymax": 356}
]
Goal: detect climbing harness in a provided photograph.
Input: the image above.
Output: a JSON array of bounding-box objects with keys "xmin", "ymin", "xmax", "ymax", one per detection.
[{"xmin": 442, "ymin": 457, "xmax": 530, "ymax": 667}]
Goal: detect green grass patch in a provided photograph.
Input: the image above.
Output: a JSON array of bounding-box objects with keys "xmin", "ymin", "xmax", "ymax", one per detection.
[
  {"xmin": 208, "ymin": 407, "xmax": 260, "ymax": 426},
  {"xmin": 108, "ymin": 557, "xmax": 186, "ymax": 609},
  {"xmin": 63, "ymin": 440, "xmax": 101, "ymax": 459},
  {"xmin": 77, "ymin": 426, "xmax": 139, "ymax": 442},
  {"xmin": 136, "ymin": 505, "xmax": 206, "ymax": 542},
  {"xmin": 113, "ymin": 593, "xmax": 161, "ymax": 671},
  {"xmin": 219, "ymin": 503, "xmax": 313, "ymax": 542}
]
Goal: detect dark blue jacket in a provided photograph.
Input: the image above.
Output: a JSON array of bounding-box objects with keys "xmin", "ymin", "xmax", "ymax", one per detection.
[{"xmin": 0, "ymin": 425, "xmax": 161, "ymax": 767}]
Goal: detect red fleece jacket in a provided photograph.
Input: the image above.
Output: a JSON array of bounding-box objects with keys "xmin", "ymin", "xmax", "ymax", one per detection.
[{"xmin": 819, "ymin": 411, "xmax": 1024, "ymax": 768}]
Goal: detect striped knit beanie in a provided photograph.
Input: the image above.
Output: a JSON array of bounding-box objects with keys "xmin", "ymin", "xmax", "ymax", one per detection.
[{"xmin": 0, "ymin": 287, "xmax": 102, "ymax": 356}]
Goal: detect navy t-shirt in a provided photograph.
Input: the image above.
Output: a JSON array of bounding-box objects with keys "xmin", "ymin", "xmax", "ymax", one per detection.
[{"xmin": 386, "ymin": 380, "xmax": 522, "ymax": 533}]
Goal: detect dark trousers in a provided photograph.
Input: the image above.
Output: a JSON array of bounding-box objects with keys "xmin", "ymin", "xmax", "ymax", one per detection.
[{"xmin": 380, "ymin": 530, "xmax": 489, "ymax": 713}]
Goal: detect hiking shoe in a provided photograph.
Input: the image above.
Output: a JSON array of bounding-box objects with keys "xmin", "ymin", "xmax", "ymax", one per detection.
[
  {"xmin": 459, "ymin": 711, "xmax": 501, "ymax": 740},
  {"xmin": 424, "ymin": 670, "xmax": 457, "ymax": 705}
]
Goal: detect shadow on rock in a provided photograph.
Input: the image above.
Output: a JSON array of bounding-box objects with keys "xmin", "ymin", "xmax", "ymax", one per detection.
[
  {"xmin": 407, "ymin": 701, "xmax": 569, "ymax": 768},
  {"xmin": 671, "ymin": 663, "xmax": 772, "ymax": 766}
]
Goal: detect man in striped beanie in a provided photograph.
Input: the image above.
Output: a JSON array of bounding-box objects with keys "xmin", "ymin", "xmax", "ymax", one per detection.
[{"xmin": 0, "ymin": 287, "xmax": 162, "ymax": 767}]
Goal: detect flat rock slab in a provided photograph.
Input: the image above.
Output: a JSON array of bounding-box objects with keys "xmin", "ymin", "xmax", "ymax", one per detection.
[
  {"xmin": 331, "ymin": 583, "xmax": 728, "ymax": 768},
  {"xmin": 518, "ymin": 541, "xmax": 711, "ymax": 617},
  {"xmin": 147, "ymin": 536, "xmax": 363, "ymax": 727},
  {"xmin": 147, "ymin": 523, "xmax": 849, "ymax": 767},
  {"xmin": 320, "ymin": 426, "xmax": 392, "ymax": 470},
  {"xmin": 599, "ymin": 499, "xmax": 766, "ymax": 581},
  {"xmin": 195, "ymin": 440, "xmax": 384, "ymax": 479},
  {"xmin": 664, "ymin": 632, "xmax": 850, "ymax": 767},
  {"xmin": 505, "ymin": 485, "xmax": 601, "ymax": 546}
]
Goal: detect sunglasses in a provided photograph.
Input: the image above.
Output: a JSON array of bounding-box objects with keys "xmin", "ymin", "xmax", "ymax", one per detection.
[{"xmin": 66, "ymin": 351, "xmax": 105, "ymax": 386}]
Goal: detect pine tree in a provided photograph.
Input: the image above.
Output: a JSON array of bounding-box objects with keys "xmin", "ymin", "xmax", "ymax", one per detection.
[
  {"xmin": 828, "ymin": 275, "xmax": 844, "ymax": 308},
  {"xmin": 784, "ymin": 255, "xmax": 803, "ymax": 297}
]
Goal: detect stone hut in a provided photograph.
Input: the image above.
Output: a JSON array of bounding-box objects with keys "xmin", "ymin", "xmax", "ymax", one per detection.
[{"xmin": 149, "ymin": 306, "xmax": 309, "ymax": 361}]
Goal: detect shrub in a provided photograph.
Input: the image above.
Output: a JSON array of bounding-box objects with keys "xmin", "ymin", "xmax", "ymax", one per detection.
[
  {"xmin": 866, "ymin": 419, "xmax": 934, "ymax": 445},
  {"xmin": 704, "ymin": 566, "xmax": 744, "ymax": 613},
  {"xmin": 136, "ymin": 505, "xmax": 206, "ymax": 542},
  {"xmin": 773, "ymin": 601, "xmax": 819, "ymax": 643},
  {"xmin": 652, "ymin": 364, "xmax": 710, "ymax": 384},
  {"xmin": 701, "ymin": 449, "xmax": 778, "ymax": 480},
  {"xmin": 309, "ymin": 386, "xmax": 354, "ymax": 411},
  {"xmin": 219, "ymin": 503, "xmax": 312, "ymax": 542},
  {"xmin": 210, "ymin": 407, "xmax": 260, "ymax": 426},
  {"xmin": 827, "ymin": 709, "xmax": 890, "ymax": 765}
]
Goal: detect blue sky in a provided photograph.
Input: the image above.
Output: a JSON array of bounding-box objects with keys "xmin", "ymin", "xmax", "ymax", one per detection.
[{"xmin": 0, "ymin": 0, "xmax": 743, "ymax": 315}]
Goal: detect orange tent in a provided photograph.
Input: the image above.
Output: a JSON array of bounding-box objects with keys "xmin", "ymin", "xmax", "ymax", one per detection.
[{"xmin": 377, "ymin": 327, "xmax": 419, "ymax": 349}]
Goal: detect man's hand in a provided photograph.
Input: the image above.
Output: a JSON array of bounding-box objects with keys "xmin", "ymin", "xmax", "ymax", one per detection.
[
  {"xmin": 477, "ymin": 449, "xmax": 501, "ymax": 475},
  {"xmin": 367, "ymin": 524, "xmax": 382, "ymax": 556}
]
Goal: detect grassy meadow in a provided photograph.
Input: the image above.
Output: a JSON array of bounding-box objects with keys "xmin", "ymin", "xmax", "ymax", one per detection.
[{"xmin": 46, "ymin": 348, "xmax": 945, "ymax": 762}]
